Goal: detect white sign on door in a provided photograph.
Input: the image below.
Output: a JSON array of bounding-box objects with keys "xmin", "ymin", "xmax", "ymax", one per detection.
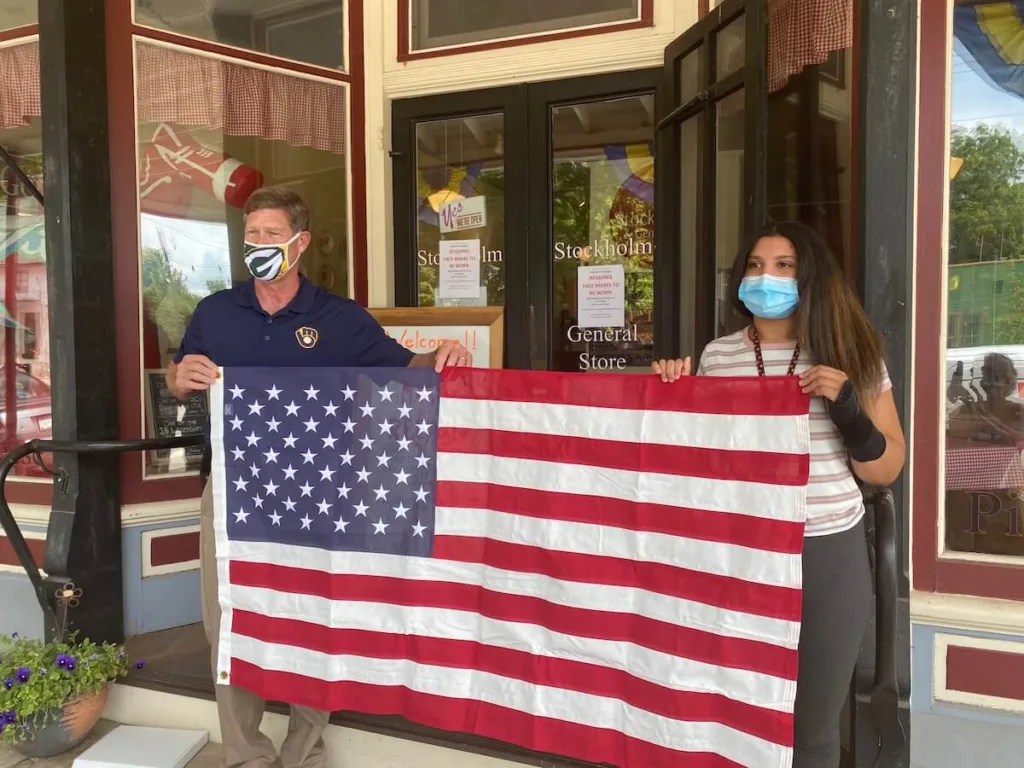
[
  {"xmin": 437, "ymin": 239, "xmax": 482, "ymax": 300},
  {"xmin": 577, "ymin": 264, "xmax": 625, "ymax": 328}
]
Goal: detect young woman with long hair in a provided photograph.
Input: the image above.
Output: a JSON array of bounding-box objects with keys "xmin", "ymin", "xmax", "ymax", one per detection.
[{"xmin": 653, "ymin": 221, "xmax": 905, "ymax": 767}]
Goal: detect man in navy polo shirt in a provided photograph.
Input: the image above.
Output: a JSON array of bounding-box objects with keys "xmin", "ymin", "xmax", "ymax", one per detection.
[{"xmin": 164, "ymin": 186, "xmax": 470, "ymax": 768}]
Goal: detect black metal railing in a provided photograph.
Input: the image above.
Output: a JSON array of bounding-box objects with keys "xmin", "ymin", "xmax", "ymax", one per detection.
[
  {"xmin": 862, "ymin": 486, "xmax": 906, "ymax": 767},
  {"xmin": 0, "ymin": 436, "xmax": 203, "ymax": 631}
]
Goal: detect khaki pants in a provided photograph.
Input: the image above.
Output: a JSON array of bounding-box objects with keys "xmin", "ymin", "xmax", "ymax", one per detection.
[{"xmin": 201, "ymin": 483, "xmax": 331, "ymax": 768}]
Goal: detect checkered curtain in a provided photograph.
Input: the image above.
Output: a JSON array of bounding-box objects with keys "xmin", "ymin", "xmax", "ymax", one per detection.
[
  {"xmin": 768, "ymin": 0, "xmax": 852, "ymax": 93},
  {"xmin": 0, "ymin": 41, "xmax": 346, "ymax": 156},
  {"xmin": 0, "ymin": 41, "xmax": 39, "ymax": 130}
]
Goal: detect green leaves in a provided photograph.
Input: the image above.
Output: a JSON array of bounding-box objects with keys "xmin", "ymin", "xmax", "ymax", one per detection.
[{"xmin": 0, "ymin": 632, "xmax": 130, "ymax": 745}]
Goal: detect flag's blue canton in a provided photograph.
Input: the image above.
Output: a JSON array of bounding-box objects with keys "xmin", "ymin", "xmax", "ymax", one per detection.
[{"xmin": 221, "ymin": 367, "xmax": 440, "ymax": 557}]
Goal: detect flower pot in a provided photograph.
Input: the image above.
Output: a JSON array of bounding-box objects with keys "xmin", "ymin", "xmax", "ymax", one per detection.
[{"xmin": 12, "ymin": 684, "xmax": 108, "ymax": 758}]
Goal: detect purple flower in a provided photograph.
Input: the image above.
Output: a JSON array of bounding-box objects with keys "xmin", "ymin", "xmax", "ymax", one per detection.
[
  {"xmin": 15, "ymin": 667, "xmax": 29, "ymax": 683},
  {"xmin": 65, "ymin": 656, "xmax": 77, "ymax": 672},
  {"xmin": 135, "ymin": 660, "xmax": 145, "ymax": 670},
  {"xmin": 55, "ymin": 653, "xmax": 70, "ymax": 669},
  {"xmin": 3, "ymin": 676, "xmax": 13, "ymax": 690},
  {"xmin": 3, "ymin": 710, "xmax": 15, "ymax": 723}
]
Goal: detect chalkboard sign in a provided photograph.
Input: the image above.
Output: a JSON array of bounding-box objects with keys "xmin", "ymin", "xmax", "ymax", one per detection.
[{"xmin": 144, "ymin": 370, "xmax": 208, "ymax": 474}]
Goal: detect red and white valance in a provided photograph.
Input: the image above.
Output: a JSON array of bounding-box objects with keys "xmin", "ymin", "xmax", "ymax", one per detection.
[
  {"xmin": 0, "ymin": 41, "xmax": 346, "ymax": 156},
  {"xmin": 136, "ymin": 44, "xmax": 346, "ymax": 155},
  {"xmin": 0, "ymin": 42, "xmax": 40, "ymax": 131},
  {"xmin": 768, "ymin": 0, "xmax": 852, "ymax": 93}
]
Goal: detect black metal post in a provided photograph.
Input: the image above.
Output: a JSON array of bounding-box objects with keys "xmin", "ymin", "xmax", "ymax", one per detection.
[
  {"xmin": 38, "ymin": 0, "xmax": 122, "ymax": 644},
  {"xmin": 854, "ymin": 1, "xmax": 917, "ymax": 765}
]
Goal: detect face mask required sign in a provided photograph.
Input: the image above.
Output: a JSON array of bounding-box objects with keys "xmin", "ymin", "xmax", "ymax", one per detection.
[{"xmin": 577, "ymin": 264, "xmax": 625, "ymax": 329}]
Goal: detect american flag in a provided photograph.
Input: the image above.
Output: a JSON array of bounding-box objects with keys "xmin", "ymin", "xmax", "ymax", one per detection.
[{"xmin": 210, "ymin": 367, "xmax": 811, "ymax": 768}]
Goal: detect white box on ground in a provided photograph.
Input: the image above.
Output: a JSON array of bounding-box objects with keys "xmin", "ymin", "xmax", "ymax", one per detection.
[{"xmin": 73, "ymin": 726, "xmax": 208, "ymax": 768}]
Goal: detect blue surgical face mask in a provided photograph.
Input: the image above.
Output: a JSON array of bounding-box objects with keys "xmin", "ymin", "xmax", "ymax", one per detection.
[{"xmin": 738, "ymin": 274, "xmax": 799, "ymax": 319}]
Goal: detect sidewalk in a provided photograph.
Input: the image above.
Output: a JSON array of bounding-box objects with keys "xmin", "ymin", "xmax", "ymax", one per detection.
[{"xmin": 0, "ymin": 721, "xmax": 220, "ymax": 768}]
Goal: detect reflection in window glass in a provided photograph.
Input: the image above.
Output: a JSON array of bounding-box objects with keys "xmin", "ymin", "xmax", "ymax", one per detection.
[
  {"xmin": 0, "ymin": 2, "xmax": 34, "ymax": 30},
  {"xmin": 716, "ymin": 15, "xmax": 745, "ymax": 80},
  {"xmin": 134, "ymin": 0, "xmax": 345, "ymax": 70},
  {"xmin": 945, "ymin": 1, "xmax": 1024, "ymax": 557},
  {"xmin": 410, "ymin": 0, "xmax": 639, "ymax": 51},
  {"xmin": 766, "ymin": 4, "xmax": 853, "ymax": 271},
  {"xmin": 0, "ymin": 122, "xmax": 51, "ymax": 479},
  {"xmin": 550, "ymin": 95, "xmax": 654, "ymax": 373},
  {"xmin": 715, "ymin": 89, "xmax": 744, "ymax": 337},
  {"xmin": 414, "ymin": 115, "xmax": 505, "ymax": 308},
  {"xmin": 137, "ymin": 43, "xmax": 349, "ymax": 477}
]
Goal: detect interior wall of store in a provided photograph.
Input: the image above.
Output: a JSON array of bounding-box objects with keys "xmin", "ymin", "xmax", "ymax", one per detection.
[{"xmin": 361, "ymin": 0, "xmax": 699, "ymax": 308}]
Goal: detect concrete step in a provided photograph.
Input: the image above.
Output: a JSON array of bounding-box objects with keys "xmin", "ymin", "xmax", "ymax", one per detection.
[{"xmin": 0, "ymin": 720, "xmax": 222, "ymax": 768}]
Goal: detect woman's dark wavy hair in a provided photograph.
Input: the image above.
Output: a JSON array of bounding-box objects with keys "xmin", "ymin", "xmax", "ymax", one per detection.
[{"xmin": 727, "ymin": 221, "xmax": 885, "ymax": 398}]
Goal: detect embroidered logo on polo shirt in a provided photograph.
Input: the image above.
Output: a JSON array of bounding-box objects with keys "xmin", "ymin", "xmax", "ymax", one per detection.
[{"xmin": 296, "ymin": 327, "xmax": 319, "ymax": 349}]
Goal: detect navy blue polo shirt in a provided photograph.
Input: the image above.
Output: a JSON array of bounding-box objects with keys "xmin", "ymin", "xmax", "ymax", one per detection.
[{"xmin": 174, "ymin": 276, "xmax": 415, "ymax": 476}]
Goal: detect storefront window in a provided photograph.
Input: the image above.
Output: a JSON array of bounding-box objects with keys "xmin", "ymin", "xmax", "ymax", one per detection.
[
  {"xmin": 944, "ymin": 2, "xmax": 1024, "ymax": 557},
  {"xmin": 414, "ymin": 114, "xmax": 505, "ymax": 308},
  {"xmin": 0, "ymin": 39, "xmax": 50, "ymax": 481},
  {"xmin": 550, "ymin": 95, "xmax": 654, "ymax": 373},
  {"xmin": 0, "ymin": 2, "xmax": 34, "ymax": 30},
  {"xmin": 133, "ymin": 0, "xmax": 345, "ymax": 70},
  {"xmin": 409, "ymin": 0, "xmax": 640, "ymax": 52},
  {"xmin": 137, "ymin": 42, "xmax": 350, "ymax": 477}
]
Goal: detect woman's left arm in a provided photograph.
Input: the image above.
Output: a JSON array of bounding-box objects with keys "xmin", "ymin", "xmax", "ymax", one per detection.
[
  {"xmin": 853, "ymin": 387, "xmax": 906, "ymax": 487},
  {"xmin": 801, "ymin": 365, "xmax": 906, "ymax": 487}
]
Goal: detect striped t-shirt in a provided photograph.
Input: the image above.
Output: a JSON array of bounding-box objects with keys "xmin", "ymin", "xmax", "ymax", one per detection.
[{"xmin": 696, "ymin": 328, "xmax": 891, "ymax": 537}]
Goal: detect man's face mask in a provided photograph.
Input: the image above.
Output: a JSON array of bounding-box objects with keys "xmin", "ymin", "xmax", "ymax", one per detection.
[{"xmin": 243, "ymin": 232, "xmax": 302, "ymax": 282}]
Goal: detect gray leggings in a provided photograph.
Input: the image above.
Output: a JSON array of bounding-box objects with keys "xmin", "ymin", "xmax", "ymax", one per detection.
[{"xmin": 793, "ymin": 519, "xmax": 873, "ymax": 768}]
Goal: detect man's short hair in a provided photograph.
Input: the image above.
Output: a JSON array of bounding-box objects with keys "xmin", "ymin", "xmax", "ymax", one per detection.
[{"xmin": 243, "ymin": 186, "xmax": 310, "ymax": 234}]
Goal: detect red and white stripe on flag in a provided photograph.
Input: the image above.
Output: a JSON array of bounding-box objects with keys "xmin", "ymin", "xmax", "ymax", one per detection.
[{"xmin": 221, "ymin": 369, "xmax": 811, "ymax": 768}]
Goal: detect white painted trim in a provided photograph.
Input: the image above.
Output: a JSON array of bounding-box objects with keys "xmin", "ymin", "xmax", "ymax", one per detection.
[
  {"xmin": 405, "ymin": 7, "xmax": 645, "ymax": 57},
  {"xmin": 141, "ymin": 524, "xmax": 201, "ymax": 578},
  {"xmin": 382, "ymin": 1, "xmax": 691, "ymax": 96},
  {"xmin": 364, "ymin": 0, "xmax": 393, "ymax": 309},
  {"xmin": 934, "ymin": 632, "xmax": 1024, "ymax": 713},
  {"xmin": 10, "ymin": 503, "xmax": 49, "ymax": 527},
  {"xmin": 939, "ymin": 550, "xmax": 1024, "ymax": 568},
  {"xmin": 0, "ymin": 33, "xmax": 37, "ymax": 51},
  {"xmin": 911, "ymin": 591, "xmax": 1024, "ymax": 635},
  {"xmin": 933, "ymin": 0, "xmax": 955, "ymax": 560},
  {"xmin": 0, "ymin": 529, "xmax": 46, "ymax": 575},
  {"xmin": 121, "ymin": 498, "xmax": 201, "ymax": 528},
  {"xmin": 103, "ymin": 684, "xmax": 523, "ymax": 767}
]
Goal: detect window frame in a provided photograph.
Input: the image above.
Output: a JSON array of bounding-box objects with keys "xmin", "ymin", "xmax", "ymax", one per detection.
[
  {"xmin": 131, "ymin": 0, "xmax": 349, "ymax": 76},
  {"xmin": 912, "ymin": 0, "xmax": 1024, "ymax": 600},
  {"xmin": 105, "ymin": 0, "xmax": 367, "ymax": 504},
  {"xmin": 397, "ymin": 0, "xmax": 654, "ymax": 62},
  {"xmin": 0, "ymin": 30, "xmax": 53, "ymax": 503}
]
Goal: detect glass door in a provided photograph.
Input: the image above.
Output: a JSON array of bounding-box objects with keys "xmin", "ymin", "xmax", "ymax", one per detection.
[
  {"xmin": 655, "ymin": 0, "xmax": 767, "ymax": 358},
  {"xmin": 392, "ymin": 88, "xmax": 530, "ymax": 366},
  {"xmin": 528, "ymin": 73, "xmax": 660, "ymax": 373}
]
